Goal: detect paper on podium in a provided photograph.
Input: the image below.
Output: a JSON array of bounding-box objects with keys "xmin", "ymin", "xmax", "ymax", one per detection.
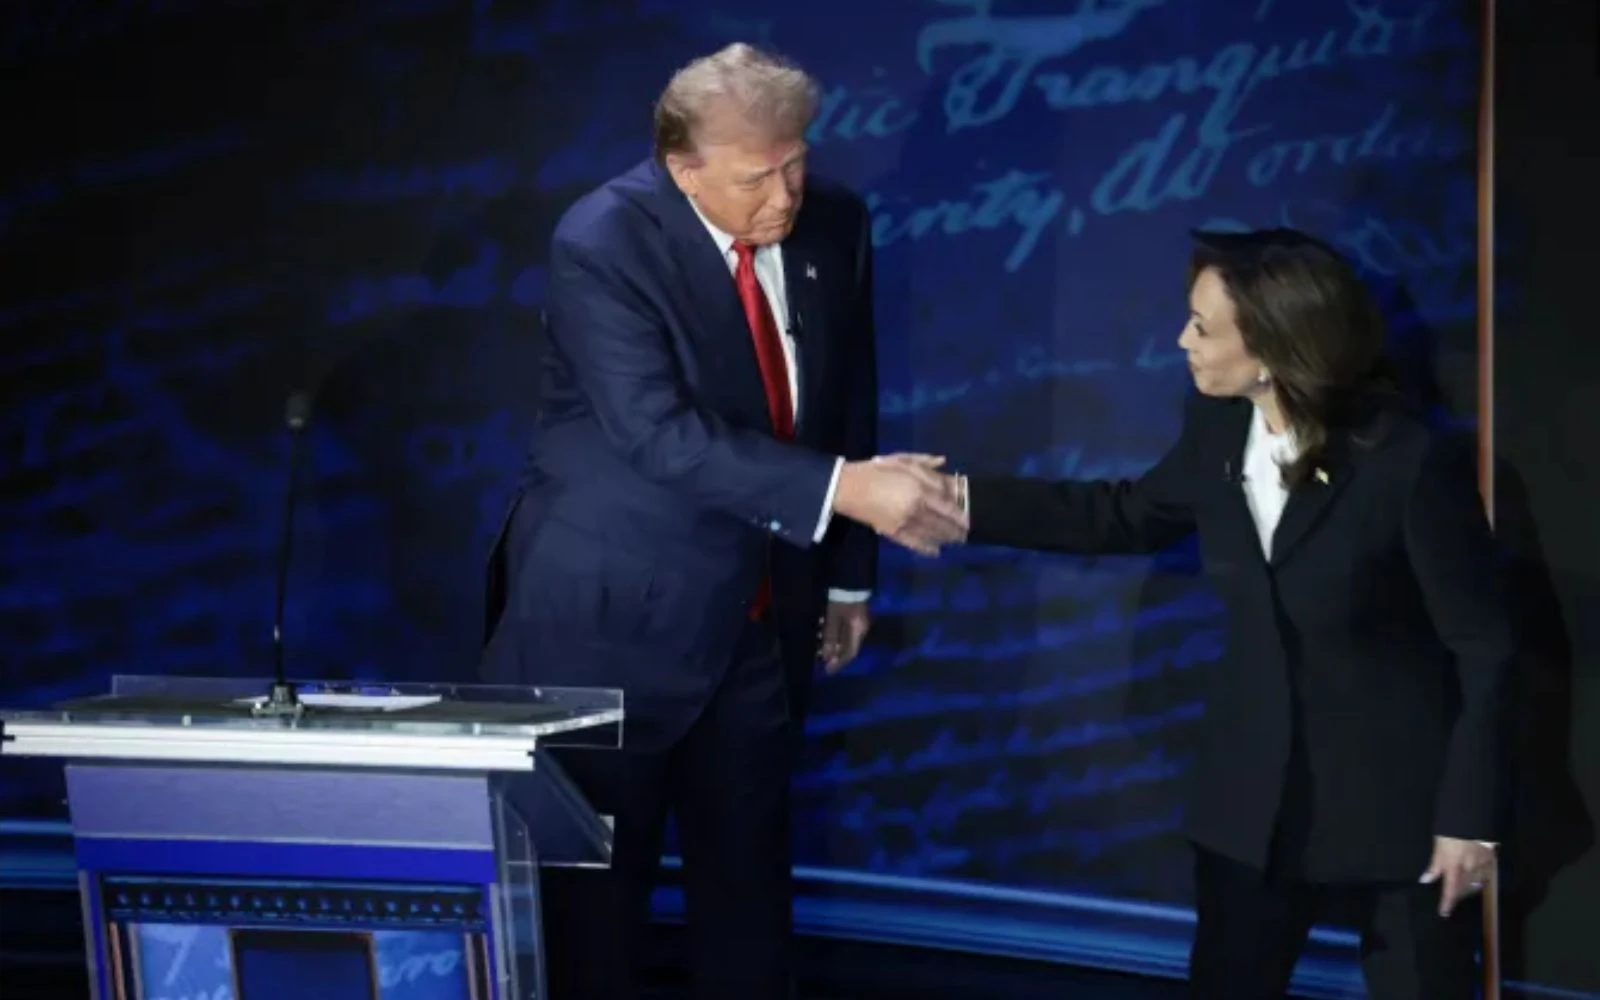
[{"xmin": 233, "ymin": 693, "xmax": 442, "ymax": 711}]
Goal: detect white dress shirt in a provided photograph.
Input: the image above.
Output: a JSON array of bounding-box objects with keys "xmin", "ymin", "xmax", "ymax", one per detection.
[{"xmin": 689, "ymin": 204, "xmax": 868, "ymax": 604}]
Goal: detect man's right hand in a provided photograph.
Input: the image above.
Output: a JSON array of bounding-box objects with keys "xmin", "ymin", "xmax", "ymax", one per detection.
[{"xmin": 833, "ymin": 458, "xmax": 967, "ymax": 556}]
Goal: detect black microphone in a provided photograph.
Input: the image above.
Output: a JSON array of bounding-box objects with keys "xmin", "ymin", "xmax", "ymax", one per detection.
[
  {"xmin": 253, "ymin": 318, "xmax": 400, "ymax": 715},
  {"xmin": 257, "ymin": 390, "xmax": 314, "ymax": 717},
  {"xmin": 1223, "ymin": 460, "xmax": 1247, "ymax": 484}
]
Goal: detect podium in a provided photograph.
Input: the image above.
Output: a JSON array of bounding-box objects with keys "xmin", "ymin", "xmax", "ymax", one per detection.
[{"xmin": 0, "ymin": 674, "xmax": 623, "ymax": 1000}]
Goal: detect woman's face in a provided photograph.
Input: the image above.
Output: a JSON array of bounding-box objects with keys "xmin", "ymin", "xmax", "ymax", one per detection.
[{"xmin": 1178, "ymin": 267, "xmax": 1268, "ymax": 399}]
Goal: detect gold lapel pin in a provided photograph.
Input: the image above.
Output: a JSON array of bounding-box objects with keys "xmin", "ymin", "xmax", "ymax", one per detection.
[{"xmin": 1314, "ymin": 468, "xmax": 1330, "ymax": 485}]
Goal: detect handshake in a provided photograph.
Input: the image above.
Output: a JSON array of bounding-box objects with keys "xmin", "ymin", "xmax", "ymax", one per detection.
[{"xmin": 834, "ymin": 454, "xmax": 967, "ymax": 556}]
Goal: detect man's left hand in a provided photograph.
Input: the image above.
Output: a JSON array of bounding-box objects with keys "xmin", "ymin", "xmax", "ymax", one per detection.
[
  {"xmin": 819, "ymin": 602, "xmax": 871, "ymax": 674},
  {"xmin": 1421, "ymin": 836, "xmax": 1496, "ymax": 917}
]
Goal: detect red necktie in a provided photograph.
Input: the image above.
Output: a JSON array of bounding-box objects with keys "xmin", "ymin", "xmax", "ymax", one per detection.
[
  {"xmin": 732, "ymin": 241, "xmax": 793, "ymax": 619},
  {"xmin": 732, "ymin": 242, "xmax": 794, "ymax": 437}
]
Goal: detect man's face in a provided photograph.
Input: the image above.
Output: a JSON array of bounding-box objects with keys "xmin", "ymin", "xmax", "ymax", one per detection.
[{"xmin": 668, "ymin": 122, "xmax": 806, "ymax": 245}]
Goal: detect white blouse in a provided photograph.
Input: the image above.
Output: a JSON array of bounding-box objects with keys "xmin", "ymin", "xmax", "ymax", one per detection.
[{"xmin": 1241, "ymin": 403, "xmax": 1299, "ymax": 558}]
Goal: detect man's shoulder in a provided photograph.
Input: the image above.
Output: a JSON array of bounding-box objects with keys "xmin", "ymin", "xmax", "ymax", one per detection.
[
  {"xmin": 552, "ymin": 159, "xmax": 662, "ymax": 253},
  {"xmin": 801, "ymin": 174, "xmax": 869, "ymax": 230}
]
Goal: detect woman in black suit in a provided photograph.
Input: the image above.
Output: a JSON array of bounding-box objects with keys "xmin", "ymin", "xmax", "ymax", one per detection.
[{"xmin": 901, "ymin": 229, "xmax": 1513, "ymax": 999}]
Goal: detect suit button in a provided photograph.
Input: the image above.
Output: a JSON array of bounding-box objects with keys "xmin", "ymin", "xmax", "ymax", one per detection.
[{"xmin": 769, "ymin": 520, "xmax": 783, "ymax": 532}]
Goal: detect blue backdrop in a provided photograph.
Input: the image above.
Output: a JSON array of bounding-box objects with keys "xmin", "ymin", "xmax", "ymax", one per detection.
[{"xmin": 0, "ymin": 0, "xmax": 1484, "ymax": 993}]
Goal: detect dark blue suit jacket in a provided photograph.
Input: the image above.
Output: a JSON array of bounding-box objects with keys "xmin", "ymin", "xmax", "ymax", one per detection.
[{"xmin": 482, "ymin": 160, "xmax": 879, "ymax": 750}]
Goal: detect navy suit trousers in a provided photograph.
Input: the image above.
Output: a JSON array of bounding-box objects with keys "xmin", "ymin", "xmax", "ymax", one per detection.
[{"xmin": 536, "ymin": 619, "xmax": 795, "ymax": 1000}]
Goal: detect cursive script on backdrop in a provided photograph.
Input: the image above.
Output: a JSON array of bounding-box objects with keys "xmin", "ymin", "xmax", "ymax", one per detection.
[{"xmin": 0, "ymin": 0, "xmax": 1484, "ymax": 922}]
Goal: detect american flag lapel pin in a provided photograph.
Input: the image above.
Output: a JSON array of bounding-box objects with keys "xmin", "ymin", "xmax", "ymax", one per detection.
[{"xmin": 805, "ymin": 263, "xmax": 818, "ymax": 280}]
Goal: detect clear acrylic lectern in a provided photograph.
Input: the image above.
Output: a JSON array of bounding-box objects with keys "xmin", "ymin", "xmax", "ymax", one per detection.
[{"xmin": 0, "ymin": 674, "xmax": 623, "ymax": 1000}]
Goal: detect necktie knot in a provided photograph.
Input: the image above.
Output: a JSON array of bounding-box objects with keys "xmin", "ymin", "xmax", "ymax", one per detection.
[{"xmin": 732, "ymin": 240, "xmax": 757, "ymax": 267}]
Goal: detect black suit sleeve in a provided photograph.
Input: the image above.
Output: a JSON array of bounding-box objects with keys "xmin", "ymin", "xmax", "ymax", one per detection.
[
  {"xmin": 1404, "ymin": 434, "xmax": 1516, "ymax": 842},
  {"xmin": 824, "ymin": 203, "xmax": 879, "ymax": 592},
  {"xmin": 965, "ymin": 394, "xmax": 1203, "ymax": 554}
]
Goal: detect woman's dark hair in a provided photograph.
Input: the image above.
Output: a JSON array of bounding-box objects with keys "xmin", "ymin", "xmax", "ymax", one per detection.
[{"xmin": 1188, "ymin": 227, "xmax": 1395, "ymax": 488}]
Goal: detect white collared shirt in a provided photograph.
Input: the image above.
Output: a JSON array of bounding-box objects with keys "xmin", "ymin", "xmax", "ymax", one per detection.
[
  {"xmin": 689, "ymin": 210, "xmax": 801, "ymax": 422},
  {"xmin": 688, "ymin": 204, "xmax": 868, "ymax": 604},
  {"xmin": 1241, "ymin": 403, "xmax": 1298, "ymax": 558}
]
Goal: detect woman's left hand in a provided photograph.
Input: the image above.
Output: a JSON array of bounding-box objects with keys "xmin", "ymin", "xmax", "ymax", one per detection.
[{"xmin": 1420, "ymin": 836, "xmax": 1496, "ymax": 917}]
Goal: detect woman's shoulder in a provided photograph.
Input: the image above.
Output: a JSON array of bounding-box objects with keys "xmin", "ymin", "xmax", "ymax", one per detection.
[
  {"xmin": 1352, "ymin": 397, "xmax": 1475, "ymax": 472},
  {"xmin": 1360, "ymin": 396, "xmax": 1427, "ymax": 446}
]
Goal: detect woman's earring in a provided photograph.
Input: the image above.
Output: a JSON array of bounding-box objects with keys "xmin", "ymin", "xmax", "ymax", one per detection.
[{"xmin": 1255, "ymin": 369, "xmax": 1271, "ymax": 387}]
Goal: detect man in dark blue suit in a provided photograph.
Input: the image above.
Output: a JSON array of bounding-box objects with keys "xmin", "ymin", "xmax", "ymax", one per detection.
[{"xmin": 481, "ymin": 43, "xmax": 966, "ymax": 1000}]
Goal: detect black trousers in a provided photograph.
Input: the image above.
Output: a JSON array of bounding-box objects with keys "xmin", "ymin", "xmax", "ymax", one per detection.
[
  {"xmin": 537, "ymin": 620, "xmax": 795, "ymax": 1000},
  {"xmin": 1188, "ymin": 846, "xmax": 1482, "ymax": 1000}
]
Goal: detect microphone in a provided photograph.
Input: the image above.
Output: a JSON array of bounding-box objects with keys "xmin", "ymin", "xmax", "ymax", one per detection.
[
  {"xmin": 253, "ymin": 319, "xmax": 403, "ymax": 715},
  {"xmin": 1223, "ymin": 460, "xmax": 1248, "ymax": 485},
  {"xmin": 256, "ymin": 390, "xmax": 314, "ymax": 718}
]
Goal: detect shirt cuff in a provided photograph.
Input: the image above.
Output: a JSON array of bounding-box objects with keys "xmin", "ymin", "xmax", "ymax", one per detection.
[
  {"xmin": 812, "ymin": 457, "xmax": 844, "ymax": 543},
  {"xmin": 827, "ymin": 589, "xmax": 871, "ymax": 603}
]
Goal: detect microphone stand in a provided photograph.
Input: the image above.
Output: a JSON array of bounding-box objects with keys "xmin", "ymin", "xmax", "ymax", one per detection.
[{"xmin": 255, "ymin": 392, "xmax": 313, "ymax": 718}]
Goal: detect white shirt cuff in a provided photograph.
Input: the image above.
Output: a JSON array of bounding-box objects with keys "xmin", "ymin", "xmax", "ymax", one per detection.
[
  {"xmin": 813, "ymin": 457, "xmax": 844, "ymax": 543},
  {"xmin": 815, "ymin": 461, "xmax": 870, "ymax": 603}
]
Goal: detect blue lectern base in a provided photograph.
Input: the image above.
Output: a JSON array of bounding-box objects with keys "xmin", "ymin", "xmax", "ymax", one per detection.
[{"xmin": 98, "ymin": 874, "xmax": 494, "ymax": 999}]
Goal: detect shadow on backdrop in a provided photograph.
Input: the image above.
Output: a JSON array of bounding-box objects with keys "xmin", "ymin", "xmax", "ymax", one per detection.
[{"xmin": 1368, "ymin": 277, "xmax": 1595, "ymax": 971}]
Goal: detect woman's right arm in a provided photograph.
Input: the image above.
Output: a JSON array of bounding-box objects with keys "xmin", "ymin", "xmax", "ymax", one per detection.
[{"xmin": 963, "ymin": 395, "xmax": 1203, "ymax": 555}]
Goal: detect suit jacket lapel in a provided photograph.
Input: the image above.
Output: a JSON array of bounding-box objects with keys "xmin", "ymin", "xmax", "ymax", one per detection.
[
  {"xmin": 651, "ymin": 164, "xmax": 770, "ymax": 427},
  {"xmin": 781, "ymin": 212, "xmax": 826, "ymax": 439},
  {"xmin": 1216, "ymin": 401, "xmax": 1266, "ymax": 563},
  {"xmin": 1271, "ymin": 432, "xmax": 1356, "ymax": 566}
]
